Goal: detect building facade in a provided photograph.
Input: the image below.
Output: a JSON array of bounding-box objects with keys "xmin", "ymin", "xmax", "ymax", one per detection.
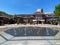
[
  {"xmin": 14, "ymin": 9, "xmax": 54, "ymax": 24},
  {"xmin": 0, "ymin": 9, "xmax": 57, "ymax": 25}
]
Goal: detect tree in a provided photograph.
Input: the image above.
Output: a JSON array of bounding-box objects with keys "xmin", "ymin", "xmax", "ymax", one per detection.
[
  {"xmin": 54, "ymin": 4, "xmax": 60, "ymax": 18},
  {"xmin": 0, "ymin": 11, "xmax": 13, "ymax": 18}
]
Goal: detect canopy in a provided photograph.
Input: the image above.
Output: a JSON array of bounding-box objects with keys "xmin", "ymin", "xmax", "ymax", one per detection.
[
  {"xmin": 49, "ymin": 18, "xmax": 57, "ymax": 21},
  {"xmin": 33, "ymin": 19, "xmax": 45, "ymax": 22},
  {"xmin": 40, "ymin": 20, "xmax": 45, "ymax": 21},
  {"xmin": 33, "ymin": 20, "xmax": 37, "ymax": 21}
]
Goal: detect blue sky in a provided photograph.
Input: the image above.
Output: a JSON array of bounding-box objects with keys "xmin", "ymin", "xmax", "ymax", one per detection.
[{"xmin": 0, "ymin": 0, "xmax": 60, "ymax": 14}]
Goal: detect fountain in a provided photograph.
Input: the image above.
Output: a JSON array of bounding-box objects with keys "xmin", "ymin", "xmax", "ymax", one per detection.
[
  {"xmin": 5, "ymin": 26, "xmax": 59, "ymax": 37},
  {"xmin": 46, "ymin": 28, "xmax": 50, "ymax": 35}
]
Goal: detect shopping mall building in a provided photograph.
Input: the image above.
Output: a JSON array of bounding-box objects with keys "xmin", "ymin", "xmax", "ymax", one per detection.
[
  {"xmin": 0, "ymin": 9, "xmax": 58, "ymax": 24},
  {"xmin": 15, "ymin": 9, "xmax": 56, "ymax": 24}
]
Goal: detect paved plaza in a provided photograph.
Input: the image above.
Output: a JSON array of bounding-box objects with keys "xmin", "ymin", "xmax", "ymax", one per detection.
[{"xmin": 0, "ymin": 24, "xmax": 60, "ymax": 45}]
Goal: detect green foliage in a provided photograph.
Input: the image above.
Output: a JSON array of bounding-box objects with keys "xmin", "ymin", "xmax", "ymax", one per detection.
[
  {"xmin": 54, "ymin": 4, "xmax": 60, "ymax": 18},
  {"xmin": 0, "ymin": 11, "xmax": 13, "ymax": 18}
]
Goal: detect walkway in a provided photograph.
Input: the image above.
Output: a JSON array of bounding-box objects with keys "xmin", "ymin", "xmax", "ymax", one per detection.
[{"xmin": 0, "ymin": 24, "xmax": 60, "ymax": 45}]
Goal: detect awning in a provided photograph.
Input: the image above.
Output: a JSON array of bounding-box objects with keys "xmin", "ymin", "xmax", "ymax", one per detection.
[
  {"xmin": 33, "ymin": 20, "xmax": 37, "ymax": 21},
  {"xmin": 33, "ymin": 19, "xmax": 45, "ymax": 21},
  {"xmin": 49, "ymin": 18, "xmax": 57, "ymax": 21},
  {"xmin": 40, "ymin": 20, "xmax": 45, "ymax": 21}
]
